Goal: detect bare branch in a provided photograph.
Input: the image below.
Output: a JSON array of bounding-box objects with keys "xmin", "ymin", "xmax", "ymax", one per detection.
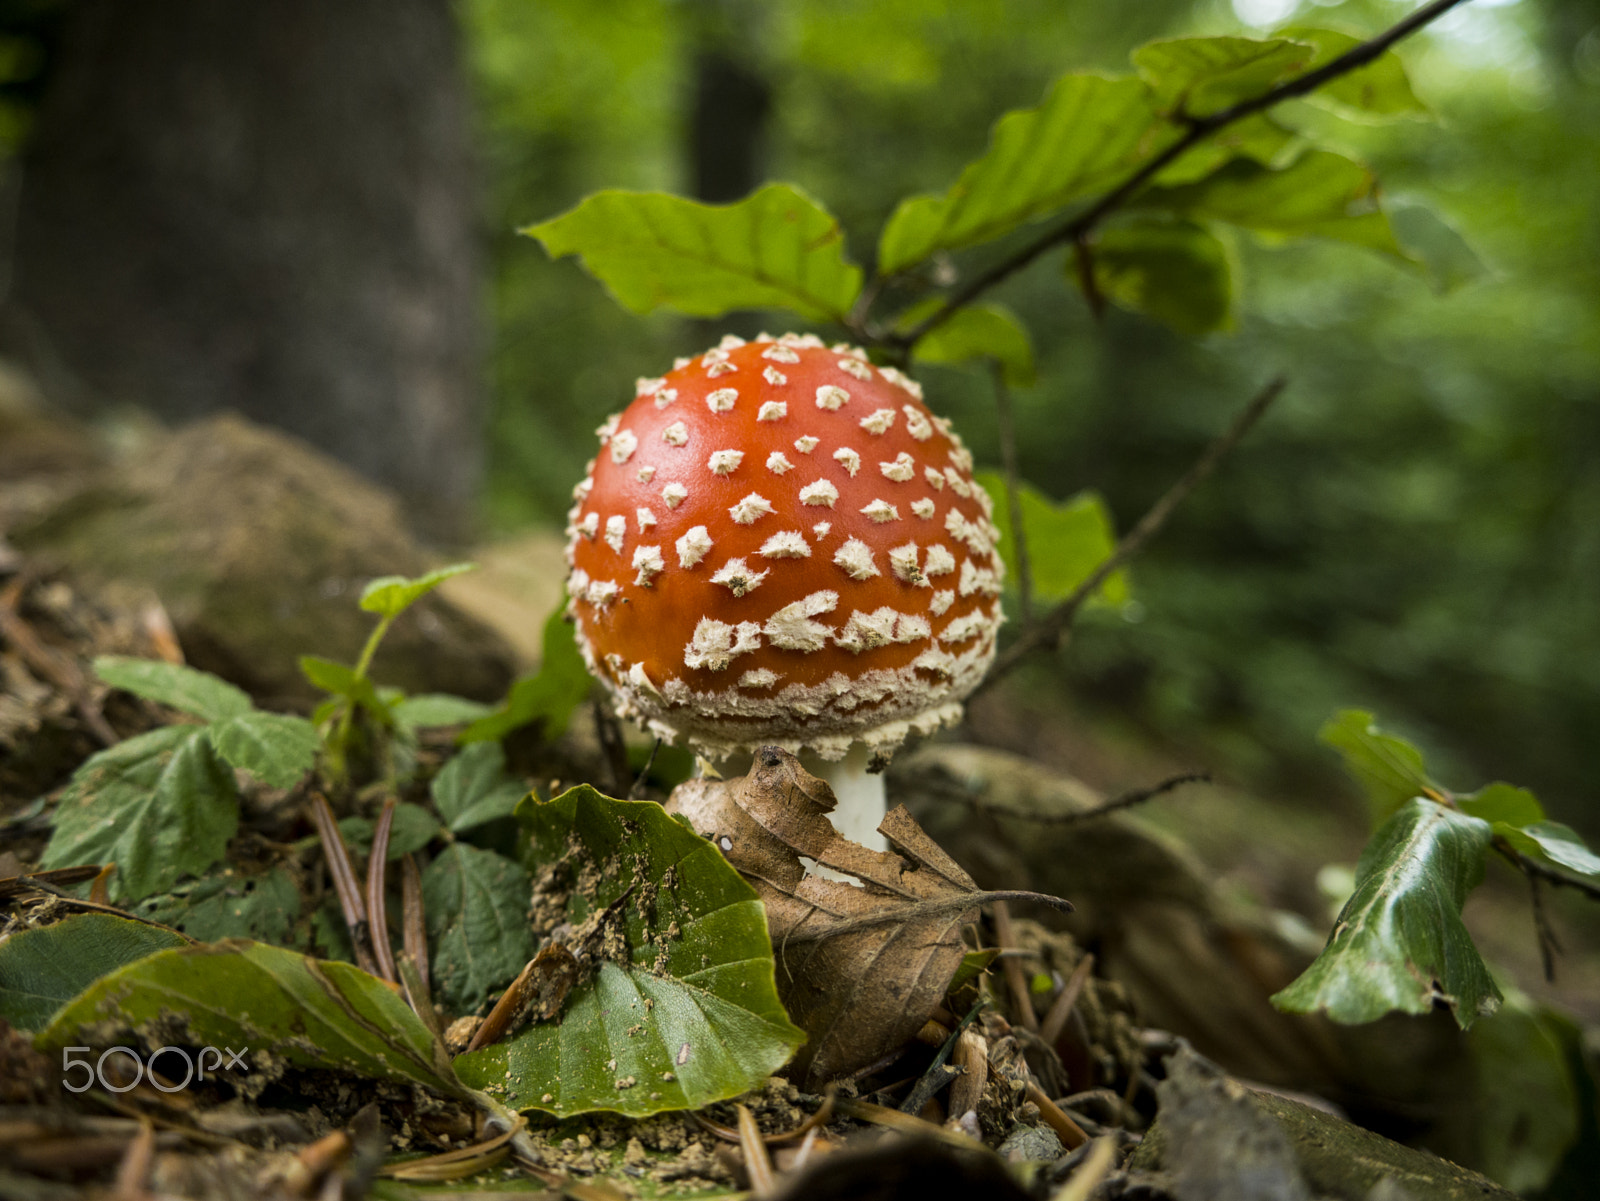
[
  {"xmin": 976, "ymin": 377, "xmax": 1286, "ymax": 695},
  {"xmin": 892, "ymin": 0, "xmax": 1469, "ymax": 348}
]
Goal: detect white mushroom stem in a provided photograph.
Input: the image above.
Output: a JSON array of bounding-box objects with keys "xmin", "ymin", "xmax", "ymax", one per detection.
[{"xmin": 799, "ymin": 743, "xmax": 888, "ymax": 855}]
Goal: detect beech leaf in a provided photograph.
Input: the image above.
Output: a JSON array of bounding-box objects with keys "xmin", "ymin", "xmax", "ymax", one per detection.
[
  {"xmin": 39, "ymin": 940, "xmax": 464, "ymax": 1096},
  {"xmin": 524, "ymin": 184, "xmax": 862, "ymax": 323},
  {"xmin": 451, "ymin": 785, "xmax": 803, "ymax": 1116},
  {"xmin": 0, "ymin": 913, "xmax": 188, "ymax": 1033}
]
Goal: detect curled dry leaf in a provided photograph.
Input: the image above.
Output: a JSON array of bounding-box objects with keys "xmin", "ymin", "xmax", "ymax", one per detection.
[{"xmin": 668, "ymin": 746, "xmax": 1069, "ymax": 1086}]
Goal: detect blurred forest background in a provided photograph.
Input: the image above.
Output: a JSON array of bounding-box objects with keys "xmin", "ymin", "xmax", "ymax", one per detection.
[
  {"xmin": 2, "ymin": 0, "xmax": 1597, "ymax": 829},
  {"xmin": 468, "ymin": 0, "xmax": 1600, "ymax": 827}
]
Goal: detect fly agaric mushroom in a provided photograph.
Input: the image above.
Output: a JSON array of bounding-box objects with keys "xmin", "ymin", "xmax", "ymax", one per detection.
[{"xmin": 563, "ymin": 332, "xmax": 1004, "ymax": 850}]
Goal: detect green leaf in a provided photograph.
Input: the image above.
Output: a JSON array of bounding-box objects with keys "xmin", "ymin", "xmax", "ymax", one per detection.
[
  {"xmin": 432, "ymin": 742, "xmax": 528, "ymax": 833},
  {"xmin": 1088, "ymin": 219, "xmax": 1233, "ymax": 335},
  {"xmin": 524, "ymin": 184, "xmax": 862, "ymax": 323},
  {"xmin": 38, "ymin": 940, "xmax": 463, "ymax": 1096},
  {"xmin": 905, "ymin": 302, "xmax": 1036, "ymax": 387},
  {"xmin": 973, "ymin": 473, "xmax": 1126, "ymax": 608},
  {"xmin": 878, "ymin": 74, "xmax": 1165, "ymax": 274},
  {"xmin": 359, "ymin": 562, "xmax": 477, "ymax": 620},
  {"xmin": 41, "ymin": 726, "xmax": 239, "ymax": 904},
  {"xmin": 1280, "ymin": 26, "xmax": 1428, "ymax": 120},
  {"xmin": 337, "ymin": 804, "xmax": 440, "ymax": 862},
  {"xmin": 391, "ymin": 694, "xmax": 494, "ymax": 728},
  {"xmin": 1151, "ymin": 113, "xmax": 1296, "ymax": 186},
  {"xmin": 207, "ymin": 712, "xmax": 319, "ymax": 789},
  {"xmin": 1497, "ymin": 822, "xmax": 1600, "ymax": 884},
  {"xmin": 453, "ymin": 785, "xmax": 804, "ymax": 1116},
  {"xmin": 0, "ymin": 913, "xmax": 187, "ymax": 1033},
  {"xmin": 1457, "ymin": 782, "xmax": 1544, "ymax": 828},
  {"xmin": 1467, "ymin": 997, "xmax": 1581, "ymax": 1194},
  {"xmin": 462, "ymin": 607, "xmax": 593, "ymax": 744},
  {"xmin": 1388, "ymin": 201, "xmax": 1486, "ymax": 294},
  {"xmin": 1318, "ymin": 709, "xmax": 1436, "ymax": 822},
  {"xmin": 1133, "ymin": 36, "xmax": 1312, "ymax": 118},
  {"xmin": 1272, "ymin": 798, "xmax": 1500, "ymax": 1028},
  {"xmin": 422, "ymin": 843, "xmax": 538, "ymax": 1016},
  {"xmin": 135, "ymin": 868, "xmax": 301, "ymax": 945},
  {"xmin": 93, "ymin": 656, "xmax": 252, "ymax": 722},
  {"xmin": 298, "ymin": 655, "xmax": 388, "ymax": 721},
  {"xmin": 1141, "ymin": 150, "xmax": 1405, "ymax": 258}
]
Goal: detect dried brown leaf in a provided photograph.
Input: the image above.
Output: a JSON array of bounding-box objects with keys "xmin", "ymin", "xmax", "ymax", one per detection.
[{"xmin": 668, "ymin": 747, "xmax": 1068, "ymax": 1087}]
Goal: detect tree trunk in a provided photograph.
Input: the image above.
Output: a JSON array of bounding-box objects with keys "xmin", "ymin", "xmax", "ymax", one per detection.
[{"xmin": 8, "ymin": 0, "xmax": 482, "ymax": 541}]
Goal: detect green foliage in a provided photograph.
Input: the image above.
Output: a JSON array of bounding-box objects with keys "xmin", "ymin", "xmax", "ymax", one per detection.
[
  {"xmin": 0, "ymin": 914, "xmax": 187, "ymax": 1033},
  {"xmin": 1319, "ymin": 708, "xmax": 1435, "ymax": 822},
  {"xmin": 1281, "ymin": 712, "xmax": 1600, "ymax": 1031},
  {"xmin": 1132, "ymin": 36, "xmax": 1312, "ymax": 118},
  {"xmin": 463, "ymin": 605, "xmax": 593, "ymax": 744},
  {"xmin": 39, "ymin": 940, "xmax": 463, "ymax": 1097},
  {"xmin": 453, "ymin": 785, "xmax": 804, "ymax": 1116},
  {"xmin": 907, "ymin": 303, "xmax": 1036, "ymax": 387},
  {"xmin": 358, "ymin": 562, "xmax": 477, "ymax": 620},
  {"xmin": 135, "ymin": 869, "xmax": 301, "ymax": 945},
  {"xmin": 524, "ymin": 185, "xmax": 862, "ymax": 322},
  {"xmin": 1088, "ymin": 218, "xmax": 1233, "ymax": 334},
  {"xmin": 1272, "ymin": 796, "xmax": 1500, "ymax": 1028},
  {"xmin": 1467, "ymin": 994, "xmax": 1582, "ymax": 1194},
  {"xmin": 337, "ymin": 804, "xmax": 441, "ymax": 862},
  {"xmin": 390, "ymin": 693, "xmax": 494, "ymax": 728},
  {"xmin": 308, "ymin": 563, "xmax": 485, "ymax": 786},
  {"xmin": 1279, "ymin": 26, "xmax": 1428, "ymax": 120},
  {"xmin": 41, "ymin": 726, "xmax": 239, "ymax": 904},
  {"xmin": 206, "ymin": 712, "xmax": 321, "ymax": 790},
  {"xmin": 878, "ymin": 73, "xmax": 1161, "ymax": 275},
  {"xmin": 431, "ymin": 741, "xmax": 528, "ymax": 832},
  {"xmin": 94, "ymin": 655, "xmax": 253, "ymax": 722},
  {"xmin": 1140, "ymin": 150, "xmax": 1403, "ymax": 256},
  {"xmin": 423, "ymin": 842, "xmax": 537, "ymax": 1015},
  {"xmin": 974, "ymin": 472, "xmax": 1126, "ymax": 608}
]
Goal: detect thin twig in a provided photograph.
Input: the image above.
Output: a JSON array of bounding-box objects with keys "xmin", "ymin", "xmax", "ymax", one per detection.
[
  {"xmin": 1524, "ymin": 869, "xmax": 1560, "ymax": 984},
  {"xmin": 628, "ymin": 738, "xmax": 662, "ymax": 799},
  {"xmin": 991, "ymin": 363, "xmax": 1034, "ymax": 624},
  {"xmin": 992, "ymin": 899, "xmax": 1039, "ymax": 1032},
  {"xmin": 1494, "ymin": 838, "xmax": 1600, "ymax": 903},
  {"xmin": 899, "ymin": 997, "xmax": 986, "ymax": 1116},
  {"xmin": 401, "ymin": 853, "xmax": 429, "ymax": 995},
  {"xmin": 365, "ymin": 799, "xmax": 399, "ymax": 983},
  {"xmin": 308, "ymin": 792, "xmax": 380, "ymax": 977},
  {"xmin": 736, "ymin": 1105, "xmax": 777, "ymax": 1197},
  {"xmin": 1025, "ymin": 1080, "xmax": 1089, "ymax": 1151},
  {"xmin": 987, "ymin": 772, "xmax": 1211, "ymax": 825},
  {"xmin": 891, "ymin": 0, "xmax": 1471, "ymax": 348},
  {"xmin": 1039, "ymin": 952, "xmax": 1096, "ymax": 1049},
  {"xmin": 976, "ymin": 376, "xmax": 1286, "ymax": 695}
]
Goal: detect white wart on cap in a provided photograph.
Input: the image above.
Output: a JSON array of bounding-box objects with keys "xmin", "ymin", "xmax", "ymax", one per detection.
[{"xmin": 564, "ymin": 333, "xmax": 1004, "ymax": 766}]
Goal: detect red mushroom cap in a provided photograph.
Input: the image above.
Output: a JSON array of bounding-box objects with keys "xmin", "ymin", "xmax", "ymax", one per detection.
[{"xmin": 564, "ymin": 332, "xmax": 1005, "ymax": 765}]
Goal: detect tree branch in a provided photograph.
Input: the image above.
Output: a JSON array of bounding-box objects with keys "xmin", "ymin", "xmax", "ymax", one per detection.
[
  {"xmin": 974, "ymin": 376, "xmax": 1286, "ymax": 696},
  {"xmin": 891, "ymin": 0, "xmax": 1469, "ymax": 348}
]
